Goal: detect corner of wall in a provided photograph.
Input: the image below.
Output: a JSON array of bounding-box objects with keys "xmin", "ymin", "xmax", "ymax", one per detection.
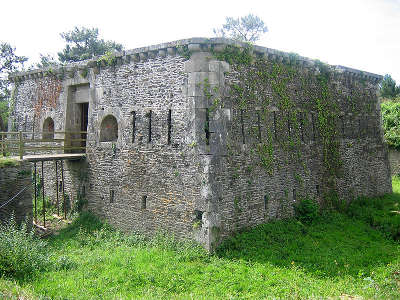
[{"xmin": 184, "ymin": 45, "xmax": 230, "ymax": 251}]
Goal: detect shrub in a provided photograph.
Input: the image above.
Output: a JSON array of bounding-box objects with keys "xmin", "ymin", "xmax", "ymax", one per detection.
[
  {"xmin": 0, "ymin": 217, "xmax": 50, "ymax": 279},
  {"xmin": 381, "ymin": 101, "xmax": 400, "ymax": 149},
  {"xmin": 294, "ymin": 198, "xmax": 319, "ymax": 224}
]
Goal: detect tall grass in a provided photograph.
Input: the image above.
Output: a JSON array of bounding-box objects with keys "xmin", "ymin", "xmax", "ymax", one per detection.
[
  {"xmin": 0, "ymin": 217, "xmax": 50, "ymax": 279},
  {"xmin": 345, "ymin": 176, "xmax": 400, "ymax": 240},
  {"xmin": 1, "ymin": 180, "xmax": 400, "ymax": 299}
]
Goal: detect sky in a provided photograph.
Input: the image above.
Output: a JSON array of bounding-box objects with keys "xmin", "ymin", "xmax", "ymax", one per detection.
[{"xmin": 1, "ymin": 0, "xmax": 399, "ymax": 83}]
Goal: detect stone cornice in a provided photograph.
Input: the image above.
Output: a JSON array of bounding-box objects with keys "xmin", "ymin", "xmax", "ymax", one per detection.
[{"xmin": 9, "ymin": 37, "xmax": 382, "ymax": 83}]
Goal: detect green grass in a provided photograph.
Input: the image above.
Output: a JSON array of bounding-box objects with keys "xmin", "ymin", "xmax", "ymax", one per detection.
[
  {"xmin": 2, "ymin": 180, "xmax": 400, "ymax": 299},
  {"xmin": 0, "ymin": 156, "xmax": 18, "ymax": 168}
]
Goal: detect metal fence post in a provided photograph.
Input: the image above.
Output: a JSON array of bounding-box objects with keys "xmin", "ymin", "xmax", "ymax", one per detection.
[
  {"xmin": 61, "ymin": 160, "xmax": 66, "ymax": 219},
  {"xmin": 19, "ymin": 131, "xmax": 24, "ymax": 159},
  {"xmin": 34, "ymin": 162, "xmax": 37, "ymax": 223},
  {"xmin": 41, "ymin": 161, "xmax": 45, "ymax": 227},
  {"xmin": 55, "ymin": 160, "xmax": 60, "ymax": 216},
  {"xmin": 1, "ymin": 134, "xmax": 4, "ymax": 156}
]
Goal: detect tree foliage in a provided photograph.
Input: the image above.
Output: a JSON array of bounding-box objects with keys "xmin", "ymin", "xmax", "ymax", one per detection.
[
  {"xmin": 0, "ymin": 43, "xmax": 27, "ymax": 131},
  {"xmin": 34, "ymin": 53, "xmax": 60, "ymax": 69},
  {"xmin": 213, "ymin": 14, "xmax": 268, "ymax": 43},
  {"xmin": 381, "ymin": 101, "xmax": 400, "ymax": 149},
  {"xmin": 58, "ymin": 27, "xmax": 123, "ymax": 63},
  {"xmin": 380, "ymin": 74, "xmax": 400, "ymax": 99}
]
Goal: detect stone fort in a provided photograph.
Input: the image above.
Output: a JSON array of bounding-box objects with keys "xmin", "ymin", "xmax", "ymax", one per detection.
[{"xmin": 9, "ymin": 37, "xmax": 392, "ymax": 250}]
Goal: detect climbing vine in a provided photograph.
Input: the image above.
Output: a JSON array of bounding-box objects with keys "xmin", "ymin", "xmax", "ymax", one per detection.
[
  {"xmin": 97, "ymin": 51, "xmax": 117, "ymax": 67},
  {"xmin": 209, "ymin": 43, "xmax": 374, "ymax": 195}
]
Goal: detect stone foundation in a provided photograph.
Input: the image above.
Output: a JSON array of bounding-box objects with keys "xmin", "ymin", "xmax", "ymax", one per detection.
[{"xmin": 0, "ymin": 160, "xmax": 32, "ymax": 227}]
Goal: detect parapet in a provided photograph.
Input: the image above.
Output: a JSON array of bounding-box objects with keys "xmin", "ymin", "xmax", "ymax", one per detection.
[{"xmin": 9, "ymin": 37, "xmax": 382, "ymax": 84}]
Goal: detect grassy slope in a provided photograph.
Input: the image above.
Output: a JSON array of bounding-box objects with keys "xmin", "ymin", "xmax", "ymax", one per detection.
[{"xmin": 2, "ymin": 181, "xmax": 400, "ymax": 299}]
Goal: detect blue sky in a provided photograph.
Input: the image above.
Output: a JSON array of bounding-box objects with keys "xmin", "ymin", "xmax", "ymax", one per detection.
[{"xmin": 1, "ymin": 0, "xmax": 399, "ymax": 83}]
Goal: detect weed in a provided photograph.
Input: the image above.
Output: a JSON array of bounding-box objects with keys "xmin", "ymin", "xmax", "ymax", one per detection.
[
  {"xmin": 0, "ymin": 217, "xmax": 50, "ymax": 279},
  {"xmin": 2, "ymin": 182, "xmax": 400, "ymax": 299},
  {"xmin": 294, "ymin": 197, "xmax": 319, "ymax": 224}
]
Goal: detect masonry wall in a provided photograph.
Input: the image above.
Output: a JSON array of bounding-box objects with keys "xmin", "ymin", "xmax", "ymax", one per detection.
[
  {"xmin": 85, "ymin": 53, "xmax": 204, "ymax": 239},
  {"xmin": 389, "ymin": 149, "xmax": 400, "ymax": 176},
  {"xmin": 9, "ymin": 43, "xmax": 207, "ymax": 244},
  {"xmin": 0, "ymin": 161, "xmax": 32, "ymax": 227},
  {"xmin": 197, "ymin": 48, "xmax": 392, "ymax": 246},
  {"xmin": 8, "ymin": 38, "xmax": 393, "ymax": 250}
]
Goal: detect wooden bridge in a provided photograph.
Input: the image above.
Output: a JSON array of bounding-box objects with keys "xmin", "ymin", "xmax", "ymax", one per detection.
[
  {"xmin": 0, "ymin": 130, "xmax": 87, "ymax": 160},
  {"xmin": 0, "ymin": 131, "xmax": 87, "ymax": 228}
]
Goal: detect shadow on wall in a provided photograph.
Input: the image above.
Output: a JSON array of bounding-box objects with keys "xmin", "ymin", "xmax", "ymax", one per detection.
[{"xmin": 100, "ymin": 115, "xmax": 118, "ymax": 142}]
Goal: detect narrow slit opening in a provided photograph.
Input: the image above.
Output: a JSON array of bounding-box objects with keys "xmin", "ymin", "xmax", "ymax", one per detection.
[
  {"xmin": 300, "ymin": 112, "xmax": 304, "ymax": 142},
  {"xmin": 110, "ymin": 190, "xmax": 114, "ymax": 203},
  {"xmin": 341, "ymin": 115, "xmax": 345, "ymax": 138},
  {"xmin": 264, "ymin": 195, "xmax": 269, "ymax": 210},
  {"xmin": 167, "ymin": 109, "xmax": 172, "ymax": 145},
  {"xmin": 240, "ymin": 109, "xmax": 245, "ymax": 144},
  {"xmin": 148, "ymin": 110, "xmax": 152, "ymax": 143},
  {"xmin": 141, "ymin": 195, "xmax": 147, "ymax": 209},
  {"xmin": 257, "ymin": 111, "xmax": 262, "ymax": 142},
  {"xmin": 205, "ymin": 108, "xmax": 210, "ymax": 145},
  {"xmin": 131, "ymin": 111, "xmax": 136, "ymax": 143},
  {"xmin": 311, "ymin": 113, "xmax": 316, "ymax": 141}
]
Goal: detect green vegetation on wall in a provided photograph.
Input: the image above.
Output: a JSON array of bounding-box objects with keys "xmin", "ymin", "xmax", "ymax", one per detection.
[{"xmin": 210, "ymin": 44, "xmax": 375, "ymax": 195}]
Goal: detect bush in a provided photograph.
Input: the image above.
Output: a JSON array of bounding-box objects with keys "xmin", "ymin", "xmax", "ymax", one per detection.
[
  {"xmin": 294, "ymin": 198, "xmax": 319, "ymax": 224},
  {"xmin": 0, "ymin": 217, "xmax": 50, "ymax": 279},
  {"xmin": 381, "ymin": 101, "xmax": 400, "ymax": 149}
]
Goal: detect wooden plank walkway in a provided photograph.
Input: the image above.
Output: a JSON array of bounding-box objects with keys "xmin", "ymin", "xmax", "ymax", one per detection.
[{"xmin": 11, "ymin": 153, "xmax": 86, "ymax": 162}]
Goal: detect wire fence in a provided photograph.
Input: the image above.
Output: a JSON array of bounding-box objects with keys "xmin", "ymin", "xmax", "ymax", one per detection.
[{"xmin": 0, "ymin": 184, "xmax": 31, "ymax": 210}]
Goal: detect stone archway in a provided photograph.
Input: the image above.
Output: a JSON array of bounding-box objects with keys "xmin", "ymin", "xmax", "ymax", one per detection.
[
  {"xmin": 100, "ymin": 115, "xmax": 118, "ymax": 142},
  {"xmin": 42, "ymin": 117, "xmax": 55, "ymax": 140}
]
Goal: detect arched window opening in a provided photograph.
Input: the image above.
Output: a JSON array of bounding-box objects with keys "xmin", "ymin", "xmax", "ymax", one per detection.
[
  {"xmin": 100, "ymin": 115, "xmax": 118, "ymax": 142},
  {"xmin": 42, "ymin": 117, "xmax": 54, "ymax": 140}
]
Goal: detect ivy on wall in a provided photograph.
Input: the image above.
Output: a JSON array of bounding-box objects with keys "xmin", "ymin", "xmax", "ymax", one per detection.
[{"xmin": 207, "ymin": 44, "xmax": 376, "ymax": 194}]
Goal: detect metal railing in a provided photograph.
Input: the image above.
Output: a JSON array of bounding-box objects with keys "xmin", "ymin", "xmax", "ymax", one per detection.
[{"xmin": 0, "ymin": 131, "xmax": 87, "ymax": 159}]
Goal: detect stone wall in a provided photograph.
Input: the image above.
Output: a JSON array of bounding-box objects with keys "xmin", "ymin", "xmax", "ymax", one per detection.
[
  {"xmin": 389, "ymin": 149, "xmax": 399, "ymax": 176},
  {"xmin": 0, "ymin": 160, "xmax": 32, "ymax": 227},
  {"xmin": 8, "ymin": 38, "xmax": 392, "ymax": 250},
  {"xmin": 194, "ymin": 44, "xmax": 392, "ymax": 246}
]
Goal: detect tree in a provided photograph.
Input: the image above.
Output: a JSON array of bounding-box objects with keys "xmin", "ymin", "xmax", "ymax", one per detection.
[
  {"xmin": 35, "ymin": 53, "xmax": 60, "ymax": 69},
  {"xmin": 213, "ymin": 14, "xmax": 268, "ymax": 43},
  {"xmin": 380, "ymin": 74, "xmax": 400, "ymax": 99},
  {"xmin": 58, "ymin": 27, "xmax": 123, "ymax": 63},
  {"xmin": 0, "ymin": 42, "xmax": 27, "ymax": 131}
]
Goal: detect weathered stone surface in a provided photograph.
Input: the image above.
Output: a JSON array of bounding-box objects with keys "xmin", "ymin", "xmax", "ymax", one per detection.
[
  {"xmin": 8, "ymin": 37, "xmax": 391, "ymax": 251},
  {"xmin": 389, "ymin": 149, "xmax": 399, "ymax": 176},
  {"xmin": 0, "ymin": 161, "xmax": 32, "ymax": 227}
]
